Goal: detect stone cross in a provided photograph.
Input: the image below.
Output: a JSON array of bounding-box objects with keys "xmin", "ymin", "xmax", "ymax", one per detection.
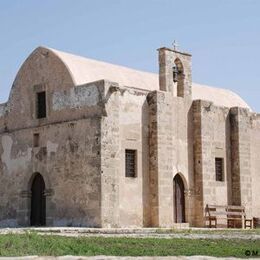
[{"xmin": 172, "ymin": 40, "xmax": 179, "ymax": 51}]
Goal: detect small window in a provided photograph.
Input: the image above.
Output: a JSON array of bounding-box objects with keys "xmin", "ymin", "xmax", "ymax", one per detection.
[
  {"xmin": 215, "ymin": 158, "xmax": 224, "ymax": 181},
  {"xmin": 125, "ymin": 149, "xmax": 137, "ymax": 178},
  {"xmin": 37, "ymin": 91, "xmax": 46, "ymax": 119},
  {"xmin": 33, "ymin": 133, "xmax": 40, "ymax": 147}
]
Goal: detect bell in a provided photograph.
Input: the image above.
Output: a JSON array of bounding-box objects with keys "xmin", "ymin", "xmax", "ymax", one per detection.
[{"xmin": 173, "ymin": 65, "xmax": 178, "ymax": 83}]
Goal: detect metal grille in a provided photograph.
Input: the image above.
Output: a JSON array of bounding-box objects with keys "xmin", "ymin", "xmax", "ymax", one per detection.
[
  {"xmin": 37, "ymin": 91, "xmax": 46, "ymax": 119},
  {"xmin": 125, "ymin": 150, "xmax": 136, "ymax": 177},
  {"xmin": 215, "ymin": 158, "xmax": 224, "ymax": 181}
]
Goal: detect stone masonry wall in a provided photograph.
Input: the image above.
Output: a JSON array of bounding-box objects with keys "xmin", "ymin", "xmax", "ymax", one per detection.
[
  {"xmin": 230, "ymin": 107, "xmax": 252, "ymax": 216},
  {"xmin": 100, "ymin": 84, "xmax": 150, "ymax": 228},
  {"xmin": 118, "ymin": 88, "xmax": 150, "ymax": 227},
  {"xmin": 148, "ymin": 90, "xmax": 194, "ymax": 227},
  {"xmin": 100, "ymin": 83, "xmax": 121, "ymax": 228},
  {"xmin": 0, "ymin": 46, "xmax": 106, "ymax": 227},
  {"xmin": 0, "ymin": 118, "xmax": 101, "ymax": 227},
  {"xmin": 193, "ymin": 100, "xmax": 232, "ymax": 226},
  {"xmin": 158, "ymin": 48, "xmax": 192, "ymax": 98},
  {"xmin": 250, "ymin": 114, "xmax": 260, "ymax": 218},
  {"xmin": 192, "ymin": 100, "xmax": 204, "ymax": 227}
]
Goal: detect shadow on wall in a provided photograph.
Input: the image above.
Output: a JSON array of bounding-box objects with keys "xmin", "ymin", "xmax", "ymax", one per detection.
[{"xmin": 142, "ymin": 97, "xmax": 150, "ymax": 227}]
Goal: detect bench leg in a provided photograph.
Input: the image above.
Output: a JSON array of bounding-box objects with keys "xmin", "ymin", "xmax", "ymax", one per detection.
[
  {"xmin": 245, "ymin": 219, "xmax": 253, "ymax": 229},
  {"xmin": 209, "ymin": 219, "xmax": 216, "ymax": 228},
  {"xmin": 242, "ymin": 216, "xmax": 245, "ymax": 229},
  {"xmin": 212, "ymin": 219, "xmax": 217, "ymax": 228}
]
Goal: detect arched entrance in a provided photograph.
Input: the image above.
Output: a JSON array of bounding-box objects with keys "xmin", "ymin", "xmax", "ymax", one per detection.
[
  {"xmin": 174, "ymin": 174, "xmax": 185, "ymax": 223},
  {"xmin": 30, "ymin": 173, "xmax": 46, "ymax": 226}
]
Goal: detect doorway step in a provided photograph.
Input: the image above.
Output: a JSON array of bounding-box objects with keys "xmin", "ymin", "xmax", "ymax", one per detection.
[{"xmin": 172, "ymin": 223, "xmax": 190, "ymax": 229}]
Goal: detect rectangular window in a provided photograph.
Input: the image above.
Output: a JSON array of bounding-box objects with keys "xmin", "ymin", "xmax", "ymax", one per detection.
[
  {"xmin": 37, "ymin": 91, "xmax": 46, "ymax": 119},
  {"xmin": 215, "ymin": 158, "xmax": 224, "ymax": 181},
  {"xmin": 33, "ymin": 133, "xmax": 40, "ymax": 147},
  {"xmin": 125, "ymin": 149, "xmax": 137, "ymax": 178}
]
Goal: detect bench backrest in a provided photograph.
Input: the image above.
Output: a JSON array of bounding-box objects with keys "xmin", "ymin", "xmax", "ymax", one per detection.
[
  {"xmin": 205, "ymin": 205, "xmax": 227, "ymax": 217},
  {"xmin": 205, "ymin": 204, "xmax": 246, "ymax": 217},
  {"xmin": 226, "ymin": 205, "xmax": 245, "ymax": 217}
]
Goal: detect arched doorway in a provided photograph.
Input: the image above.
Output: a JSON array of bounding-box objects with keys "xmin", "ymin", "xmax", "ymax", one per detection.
[
  {"xmin": 30, "ymin": 173, "xmax": 46, "ymax": 226},
  {"xmin": 174, "ymin": 174, "xmax": 185, "ymax": 223}
]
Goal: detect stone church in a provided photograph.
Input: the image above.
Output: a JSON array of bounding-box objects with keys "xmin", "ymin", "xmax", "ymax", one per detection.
[{"xmin": 0, "ymin": 45, "xmax": 259, "ymax": 228}]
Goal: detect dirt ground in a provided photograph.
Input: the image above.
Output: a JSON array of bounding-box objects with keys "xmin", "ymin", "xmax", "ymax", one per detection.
[{"xmin": 0, "ymin": 227, "xmax": 259, "ymax": 240}]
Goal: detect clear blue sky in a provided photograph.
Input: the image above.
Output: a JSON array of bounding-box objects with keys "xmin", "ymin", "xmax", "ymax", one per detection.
[{"xmin": 0, "ymin": 0, "xmax": 260, "ymax": 111}]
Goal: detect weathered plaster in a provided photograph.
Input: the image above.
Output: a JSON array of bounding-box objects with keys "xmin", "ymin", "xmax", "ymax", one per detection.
[
  {"xmin": 1, "ymin": 135, "xmax": 31, "ymax": 174},
  {"xmin": 52, "ymin": 84, "xmax": 100, "ymax": 111},
  {"xmin": 0, "ymin": 104, "xmax": 5, "ymax": 118}
]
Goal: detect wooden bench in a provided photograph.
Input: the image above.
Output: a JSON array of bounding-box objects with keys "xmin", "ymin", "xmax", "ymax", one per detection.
[
  {"xmin": 205, "ymin": 204, "xmax": 228, "ymax": 228},
  {"xmin": 205, "ymin": 204, "xmax": 252, "ymax": 229}
]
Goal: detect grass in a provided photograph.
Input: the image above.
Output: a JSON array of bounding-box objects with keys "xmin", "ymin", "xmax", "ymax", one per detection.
[{"xmin": 0, "ymin": 232, "xmax": 259, "ymax": 257}]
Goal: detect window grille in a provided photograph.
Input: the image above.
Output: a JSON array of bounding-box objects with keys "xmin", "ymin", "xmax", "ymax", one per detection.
[
  {"xmin": 215, "ymin": 158, "xmax": 224, "ymax": 181},
  {"xmin": 125, "ymin": 149, "xmax": 136, "ymax": 178}
]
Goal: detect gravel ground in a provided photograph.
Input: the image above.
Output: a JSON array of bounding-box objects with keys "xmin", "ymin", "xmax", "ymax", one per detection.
[{"xmin": 0, "ymin": 227, "xmax": 259, "ymax": 240}]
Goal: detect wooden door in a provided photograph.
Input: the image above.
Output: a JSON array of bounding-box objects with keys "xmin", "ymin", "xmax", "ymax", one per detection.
[
  {"xmin": 174, "ymin": 174, "xmax": 185, "ymax": 223},
  {"xmin": 30, "ymin": 173, "xmax": 46, "ymax": 226}
]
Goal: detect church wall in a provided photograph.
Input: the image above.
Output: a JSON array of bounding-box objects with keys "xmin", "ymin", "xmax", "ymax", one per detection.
[
  {"xmin": 0, "ymin": 103, "xmax": 7, "ymax": 133},
  {"xmin": 0, "ymin": 103, "xmax": 6, "ymax": 118},
  {"xmin": 100, "ymin": 86, "xmax": 150, "ymax": 228},
  {"xmin": 193, "ymin": 100, "xmax": 232, "ymax": 226},
  {"xmin": 230, "ymin": 107, "xmax": 252, "ymax": 217},
  {"xmin": 6, "ymin": 47, "xmax": 75, "ymax": 131},
  {"xmin": 0, "ymin": 118, "xmax": 102, "ymax": 227},
  {"xmin": 0, "ymin": 59, "xmax": 107, "ymax": 227},
  {"xmin": 118, "ymin": 88, "xmax": 149, "ymax": 227},
  {"xmin": 192, "ymin": 100, "xmax": 203, "ymax": 226},
  {"xmin": 155, "ymin": 47, "xmax": 195, "ymax": 227},
  {"xmin": 148, "ymin": 90, "xmax": 174, "ymax": 227},
  {"xmin": 249, "ymin": 114, "xmax": 260, "ymax": 218},
  {"xmin": 172, "ymin": 95, "xmax": 195, "ymax": 226},
  {"xmin": 148, "ymin": 90, "xmax": 194, "ymax": 227},
  {"xmin": 100, "ymin": 85, "xmax": 120, "ymax": 228}
]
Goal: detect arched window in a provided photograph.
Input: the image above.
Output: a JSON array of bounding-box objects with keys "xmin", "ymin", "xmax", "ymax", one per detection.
[{"xmin": 172, "ymin": 59, "xmax": 185, "ymax": 97}]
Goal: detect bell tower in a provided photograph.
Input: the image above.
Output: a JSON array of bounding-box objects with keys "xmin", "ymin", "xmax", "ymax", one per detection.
[{"xmin": 158, "ymin": 44, "xmax": 192, "ymax": 98}]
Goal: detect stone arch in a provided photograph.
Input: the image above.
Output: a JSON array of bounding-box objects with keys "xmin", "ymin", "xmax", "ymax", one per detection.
[
  {"xmin": 173, "ymin": 58, "xmax": 185, "ymax": 97},
  {"xmin": 173, "ymin": 172, "xmax": 188, "ymax": 189},
  {"xmin": 173, "ymin": 173, "xmax": 187, "ymax": 223},
  {"xmin": 23, "ymin": 169, "xmax": 52, "ymax": 193},
  {"xmin": 18, "ymin": 170, "xmax": 53, "ymax": 227}
]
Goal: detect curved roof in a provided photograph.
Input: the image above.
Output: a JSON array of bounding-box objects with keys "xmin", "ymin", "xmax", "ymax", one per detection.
[{"xmin": 48, "ymin": 47, "xmax": 251, "ymax": 110}]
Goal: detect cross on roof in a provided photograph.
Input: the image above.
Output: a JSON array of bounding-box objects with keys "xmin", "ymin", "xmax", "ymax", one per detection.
[{"xmin": 172, "ymin": 40, "xmax": 179, "ymax": 51}]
